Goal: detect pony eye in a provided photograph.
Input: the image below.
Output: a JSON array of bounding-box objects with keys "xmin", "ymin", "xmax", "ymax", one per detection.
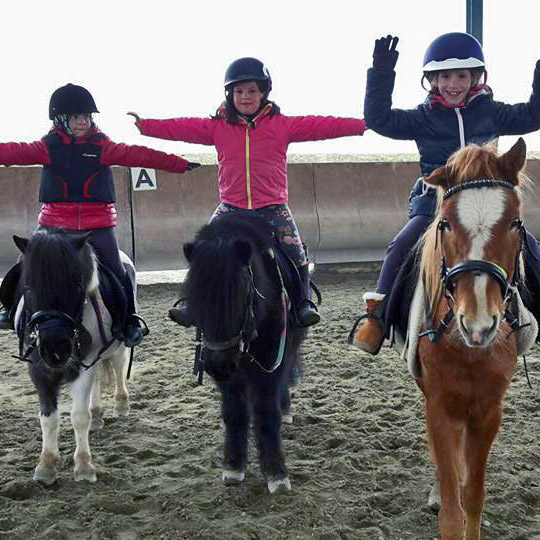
[
  {"xmin": 438, "ymin": 219, "xmax": 452, "ymax": 232},
  {"xmin": 510, "ymin": 218, "xmax": 522, "ymax": 230}
]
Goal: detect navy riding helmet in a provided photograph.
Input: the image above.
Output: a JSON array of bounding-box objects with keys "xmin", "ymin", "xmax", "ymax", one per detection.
[
  {"xmin": 423, "ymin": 32, "xmax": 485, "ymax": 72},
  {"xmin": 224, "ymin": 57, "xmax": 272, "ymax": 93}
]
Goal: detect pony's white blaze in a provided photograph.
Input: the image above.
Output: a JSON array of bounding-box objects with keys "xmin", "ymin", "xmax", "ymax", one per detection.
[
  {"xmin": 457, "ymin": 188, "xmax": 506, "ymax": 342},
  {"xmin": 457, "ymin": 188, "xmax": 506, "ymax": 259}
]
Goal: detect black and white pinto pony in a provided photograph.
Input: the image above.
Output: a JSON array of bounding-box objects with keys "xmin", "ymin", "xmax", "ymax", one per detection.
[
  {"xmin": 183, "ymin": 213, "xmax": 307, "ymax": 493},
  {"xmin": 12, "ymin": 228, "xmax": 131, "ymax": 485}
]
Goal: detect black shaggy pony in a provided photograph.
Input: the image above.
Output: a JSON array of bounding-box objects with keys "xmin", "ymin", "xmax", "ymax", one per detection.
[{"xmin": 183, "ymin": 212, "xmax": 307, "ymax": 493}]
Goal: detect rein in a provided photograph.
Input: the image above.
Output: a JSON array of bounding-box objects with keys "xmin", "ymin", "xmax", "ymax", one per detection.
[
  {"xmin": 421, "ymin": 179, "xmax": 528, "ymax": 342},
  {"xmin": 200, "ymin": 249, "xmax": 290, "ymax": 377}
]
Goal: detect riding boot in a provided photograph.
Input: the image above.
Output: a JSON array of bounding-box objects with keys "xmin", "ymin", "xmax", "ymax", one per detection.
[
  {"xmin": 0, "ymin": 262, "xmax": 22, "ymax": 330},
  {"xmin": 169, "ymin": 299, "xmax": 193, "ymax": 328},
  {"xmin": 122, "ymin": 273, "xmax": 144, "ymax": 348},
  {"xmin": 296, "ymin": 264, "xmax": 320, "ymax": 327},
  {"xmin": 352, "ymin": 292, "xmax": 386, "ymax": 355}
]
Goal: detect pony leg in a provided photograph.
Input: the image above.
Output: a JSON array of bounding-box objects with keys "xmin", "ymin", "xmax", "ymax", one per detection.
[
  {"xmin": 34, "ymin": 410, "xmax": 61, "ymax": 485},
  {"xmin": 219, "ymin": 380, "xmax": 249, "ymax": 485},
  {"xmin": 29, "ymin": 366, "xmax": 61, "ymax": 485},
  {"xmin": 463, "ymin": 409, "xmax": 502, "ymax": 540},
  {"xmin": 90, "ymin": 365, "xmax": 104, "ymax": 431},
  {"xmin": 111, "ymin": 347, "xmax": 130, "ymax": 417},
  {"xmin": 426, "ymin": 406, "xmax": 465, "ymax": 540},
  {"xmin": 69, "ymin": 370, "xmax": 97, "ymax": 483},
  {"xmin": 280, "ymin": 387, "xmax": 293, "ymax": 425},
  {"xmin": 252, "ymin": 382, "xmax": 290, "ymax": 493}
]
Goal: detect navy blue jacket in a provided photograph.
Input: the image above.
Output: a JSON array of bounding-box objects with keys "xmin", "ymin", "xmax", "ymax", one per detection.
[{"xmin": 365, "ymin": 67, "xmax": 540, "ymax": 216}]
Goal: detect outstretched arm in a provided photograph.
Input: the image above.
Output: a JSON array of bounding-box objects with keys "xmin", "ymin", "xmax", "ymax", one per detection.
[
  {"xmin": 127, "ymin": 112, "xmax": 216, "ymax": 146},
  {"xmin": 101, "ymin": 139, "xmax": 199, "ymax": 173},
  {"xmin": 0, "ymin": 140, "xmax": 50, "ymax": 166}
]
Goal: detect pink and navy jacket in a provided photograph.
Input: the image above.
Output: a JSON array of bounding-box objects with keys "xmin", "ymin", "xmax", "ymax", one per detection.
[
  {"xmin": 137, "ymin": 104, "xmax": 367, "ymax": 209},
  {"xmin": 0, "ymin": 127, "xmax": 190, "ymax": 230}
]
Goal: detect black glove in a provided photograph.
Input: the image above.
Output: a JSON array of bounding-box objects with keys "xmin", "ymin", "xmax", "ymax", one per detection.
[
  {"xmin": 187, "ymin": 161, "xmax": 201, "ymax": 171},
  {"xmin": 372, "ymin": 35, "xmax": 399, "ymax": 71}
]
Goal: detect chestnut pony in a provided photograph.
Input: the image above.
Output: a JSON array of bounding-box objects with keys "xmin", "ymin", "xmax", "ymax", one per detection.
[{"xmin": 412, "ymin": 138, "xmax": 535, "ymax": 540}]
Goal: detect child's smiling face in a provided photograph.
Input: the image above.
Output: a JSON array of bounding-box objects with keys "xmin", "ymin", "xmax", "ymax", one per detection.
[
  {"xmin": 232, "ymin": 81, "xmax": 264, "ymax": 116},
  {"xmin": 436, "ymin": 69, "xmax": 474, "ymax": 105},
  {"xmin": 67, "ymin": 113, "xmax": 92, "ymax": 137}
]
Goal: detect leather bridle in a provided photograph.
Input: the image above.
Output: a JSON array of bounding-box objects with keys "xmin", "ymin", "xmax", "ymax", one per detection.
[{"xmin": 422, "ymin": 179, "xmax": 526, "ymax": 342}]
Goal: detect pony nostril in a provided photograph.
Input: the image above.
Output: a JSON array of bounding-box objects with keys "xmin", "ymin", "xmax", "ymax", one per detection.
[{"xmin": 459, "ymin": 314, "xmax": 468, "ymax": 332}]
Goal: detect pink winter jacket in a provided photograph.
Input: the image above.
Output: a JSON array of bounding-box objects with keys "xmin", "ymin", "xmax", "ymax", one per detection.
[{"xmin": 137, "ymin": 104, "xmax": 367, "ymax": 209}]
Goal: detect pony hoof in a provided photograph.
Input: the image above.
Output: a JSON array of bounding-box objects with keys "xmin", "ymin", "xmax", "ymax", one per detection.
[
  {"xmin": 33, "ymin": 465, "xmax": 57, "ymax": 485},
  {"xmin": 90, "ymin": 416, "xmax": 105, "ymax": 431},
  {"xmin": 267, "ymin": 476, "xmax": 291, "ymax": 494},
  {"xmin": 427, "ymin": 481, "xmax": 441, "ymax": 512},
  {"xmin": 113, "ymin": 400, "xmax": 130, "ymax": 417},
  {"xmin": 222, "ymin": 469, "xmax": 245, "ymax": 486},
  {"xmin": 282, "ymin": 413, "xmax": 293, "ymax": 425},
  {"xmin": 74, "ymin": 465, "xmax": 97, "ymax": 483}
]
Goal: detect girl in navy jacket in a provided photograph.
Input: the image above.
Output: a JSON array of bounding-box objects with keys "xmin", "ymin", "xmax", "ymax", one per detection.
[{"xmin": 353, "ymin": 32, "xmax": 540, "ymax": 355}]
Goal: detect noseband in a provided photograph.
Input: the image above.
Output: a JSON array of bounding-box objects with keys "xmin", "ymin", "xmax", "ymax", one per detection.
[
  {"xmin": 17, "ymin": 286, "xmax": 90, "ymax": 366},
  {"xmin": 423, "ymin": 179, "xmax": 525, "ymax": 342}
]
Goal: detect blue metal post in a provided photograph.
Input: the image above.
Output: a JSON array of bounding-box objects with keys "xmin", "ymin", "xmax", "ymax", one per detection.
[{"xmin": 466, "ymin": 0, "xmax": 483, "ymax": 44}]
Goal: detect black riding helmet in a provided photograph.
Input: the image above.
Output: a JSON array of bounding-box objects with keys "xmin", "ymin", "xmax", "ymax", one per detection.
[
  {"xmin": 224, "ymin": 57, "xmax": 272, "ymax": 94},
  {"xmin": 49, "ymin": 84, "xmax": 99, "ymax": 120}
]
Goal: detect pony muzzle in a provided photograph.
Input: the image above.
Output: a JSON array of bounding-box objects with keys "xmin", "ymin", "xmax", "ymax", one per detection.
[{"xmin": 458, "ymin": 312, "xmax": 499, "ymax": 347}]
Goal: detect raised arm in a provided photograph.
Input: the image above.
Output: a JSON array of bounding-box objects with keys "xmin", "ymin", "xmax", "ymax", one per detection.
[
  {"xmin": 495, "ymin": 60, "xmax": 540, "ymax": 135},
  {"xmin": 364, "ymin": 35, "xmax": 422, "ymax": 139}
]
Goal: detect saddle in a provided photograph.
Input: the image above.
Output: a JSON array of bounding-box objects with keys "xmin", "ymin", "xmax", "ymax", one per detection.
[
  {"xmin": 383, "ymin": 246, "xmax": 420, "ymax": 344},
  {"xmin": 270, "ymin": 240, "xmax": 322, "ymax": 325}
]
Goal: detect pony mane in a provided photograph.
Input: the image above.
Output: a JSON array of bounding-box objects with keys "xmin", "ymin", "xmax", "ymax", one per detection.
[
  {"xmin": 419, "ymin": 142, "xmax": 529, "ymax": 311},
  {"xmin": 22, "ymin": 229, "xmax": 95, "ymax": 312},
  {"xmin": 184, "ymin": 213, "xmax": 276, "ymax": 340}
]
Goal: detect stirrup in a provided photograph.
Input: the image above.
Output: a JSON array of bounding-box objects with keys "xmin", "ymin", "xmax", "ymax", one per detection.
[
  {"xmin": 123, "ymin": 314, "xmax": 149, "ymax": 348},
  {"xmin": 169, "ymin": 298, "xmax": 193, "ymax": 328},
  {"xmin": 0, "ymin": 306, "xmax": 13, "ymax": 331},
  {"xmin": 297, "ymin": 300, "xmax": 320, "ymax": 327}
]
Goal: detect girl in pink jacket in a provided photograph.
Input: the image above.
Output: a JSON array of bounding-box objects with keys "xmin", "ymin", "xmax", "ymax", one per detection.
[{"xmin": 129, "ymin": 57, "xmax": 367, "ymax": 327}]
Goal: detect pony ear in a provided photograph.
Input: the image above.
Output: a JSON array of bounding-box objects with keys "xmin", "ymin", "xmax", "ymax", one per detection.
[
  {"xmin": 424, "ymin": 165, "xmax": 449, "ymax": 189},
  {"xmin": 70, "ymin": 231, "xmax": 93, "ymax": 251},
  {"xmin": 13, "ymin": 235, "xmax": 29, "ymax": 253},
  {"xmin": 233, "ymin": 240, "xmax": 251, "ymax": 266},
  {"xmin": 184, "ymin": 242, "xmax": 196, "ymax": 262},
  {"xmin": 498, "ymin": 137, "xmax": 527, "ymax": 185}
]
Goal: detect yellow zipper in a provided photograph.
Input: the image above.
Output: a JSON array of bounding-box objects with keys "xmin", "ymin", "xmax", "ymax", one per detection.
[
  {"xmin": 245, "ymin": 125, "xmax": 252, "ymax": 209},
  {"xmin": 241, "ymin": 104, "xmax": 271, "ymax": 210}
]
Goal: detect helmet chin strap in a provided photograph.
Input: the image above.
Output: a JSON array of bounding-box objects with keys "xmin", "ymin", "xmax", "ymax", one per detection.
[{"xmin": 53, "ymin": 114, "xmax": 95, "ymax": 138}]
